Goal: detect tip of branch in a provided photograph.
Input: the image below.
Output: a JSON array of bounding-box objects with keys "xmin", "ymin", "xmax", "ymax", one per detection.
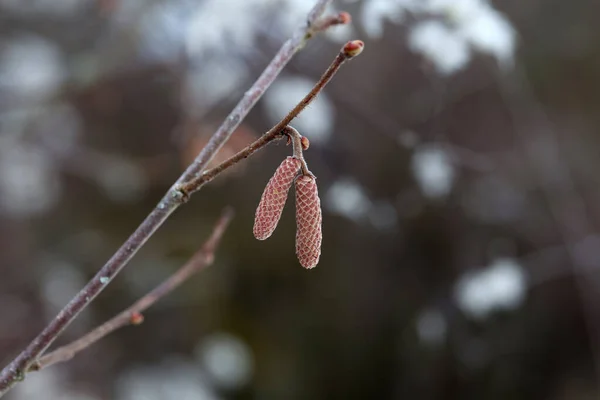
[
  {"xmin": 337, "ymin": 11, "xmax": 352, "ymax": 25},
  {"xmin": 309, "ymin": 10, "xmax": 352, "ymax": 35},
  {"xmin": 342, "ymin": 40, "xmax": 364, "ymax": 58}
]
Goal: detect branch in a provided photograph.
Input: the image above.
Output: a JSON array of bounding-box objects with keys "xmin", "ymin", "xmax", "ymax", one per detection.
[
  {"xmin": 27, "ymin": 35, "xmax": 365, "ymax": 373},
  {"xmin": 179, "ymin": 39, "xmax": 364, "ymax": 196},
  {"xmin": 28, "ymin": 208, "xmax": 234, "ymax": 372},
  {"xmin": 0, "ymin": 1, "xmax": 342, "ymax": 395}
]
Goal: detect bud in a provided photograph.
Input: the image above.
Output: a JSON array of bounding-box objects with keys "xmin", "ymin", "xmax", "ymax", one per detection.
[
  {"xmin": 342, "ymin": 40, "xmax": 364, "ymax": 58},
  {"xmin": 130, "ymin": 312, "xmax": 144, "ymax": 325},
  {"xmin": 295, "ymin": 175, "xmax": 322, "ymax": 269},
  {"xmin": 253, "ymin": 157, "xmax": 301, "ymax": 240},
  {"xmin": 337, "ymin": 11, "xmax": 351, "ymax": 25},
  {"xmin": 300, "ymin": 136, "xmax": 310, "ymax": 151}
]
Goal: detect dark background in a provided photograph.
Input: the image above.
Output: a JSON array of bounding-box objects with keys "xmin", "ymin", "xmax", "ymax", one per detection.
[{"xmin": 2, "ymin": 0, "xmax": 600, "ymax": 399}]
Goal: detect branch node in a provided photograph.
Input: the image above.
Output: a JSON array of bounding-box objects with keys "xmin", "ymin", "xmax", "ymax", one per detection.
[
  {"xmin": 301, "ymin": 136, "xmax": 310, "ymax": 151},
  {"xmin": 130, "ymin": 312, "xmax": 144, "ymax": 326},
  {"xmin": 14, "ymin": 370, "xmax": 24, "ymax": 382},
  {"xmin": 28, "ymin": 363, "xmax": 40, "ymax": 372},
  {"xmin": 282, "ymin": 126, "xmax": 313, "ymax": 177},
  {"xmin": 172, "ymin": 186, "xmax": 189, "ymax": 203}
]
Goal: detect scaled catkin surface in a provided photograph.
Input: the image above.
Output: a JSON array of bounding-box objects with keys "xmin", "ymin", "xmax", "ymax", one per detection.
[
  {"xmin": 295, "ymin": 175, "xmax": 322, "ymax": 269},
  {"xmin": 253, "ymin": 157, "xmax": 301, "ymax": 240}
]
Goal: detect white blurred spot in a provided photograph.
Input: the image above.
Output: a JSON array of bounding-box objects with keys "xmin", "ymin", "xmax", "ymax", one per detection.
[
  {"xmin": 185, "ymin": 58, "xmax": 248, "ymax": 109},
  {"xmin": 186, "ymin": 0, "xmax": 262, "ymax": 58},
  {"xmin": 325, "ymin": 179, "xmax": 371, "ymax": 222},
  {"xmin": 116, "ymin": 358, "xmax": 218, "ymax": 400},
  {"xmin": 409, "ymin": 21, "xmax": 470, "ymax": 75},
  {"xmin": 416, "ymin": 308, "xmax": 447, "ymax": 346},
  {"xmin": 185, "ymin": 0, "xmax": 319, "ymax": 57},
  {"xmin": 136, "ymin": 0, "xmax": 315, "ymax": 63},
  {"xmin": 11, "ymin": 367, "xmax": 61, "ymax": 399},
  {"xmin": 454, "ymin": 258, "xmax": 527, "ymax": 319},
  {"xmin": 263, "ymin": 76, "xmax": 335, "ymax": 144},
  {"xmin": 0, "ymin": 140, "xmax": 61, "ymax": 217},
  {"xmin": 139, "ymin": 1, "xmax": 193, "ymax": 62},
  {"xmin": 10, "ymin": 367, "xmax": 100, "ymax": 400},
  {"xmin": 361, "ymin": 0, "xmax": 516, "ymax": 73},
  {"xmin": 429, "ymin": 0, "xmax": 516, "ymax": 67},
  {"xmin": 95, "ymin": 157, "xmax": 147, "ymax": 203},
  {"xmin": 40, "ymin": 260, "xmax": 87, "ymax": 314},
  {"xmin": 411, "ymin": 145, "xmax": 455, "ymax": 199},
  {"xmin": 424, "ymin": 0, "xmax": 489, "ymax": 17},
  {"xmin": 459, "ymin": 10, "xmax": 515, "ymax": 68},
  {"xmin": 196, "ymin": 333, "xmax": 254, "ymax": 390},
  {"xmin": 360, "ymin": 0, "xmax": 408, "ymax": 39},
  {"xmin": 256, "ymin": 0, "xmax": 321, "ymax": 39},
  {"xmin": 0, "ymin": 36, "xmax": 65, "ymax": 100}
]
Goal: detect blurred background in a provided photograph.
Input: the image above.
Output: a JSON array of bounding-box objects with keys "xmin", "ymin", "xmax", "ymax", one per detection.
[{"xmin": 1, "ymin": 0, "xmax": 600, "ymax": 398}]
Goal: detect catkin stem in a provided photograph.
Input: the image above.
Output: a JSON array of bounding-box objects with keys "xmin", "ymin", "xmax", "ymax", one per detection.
[{"xmin": 284, "ymin": 126, "xmax": 313, "ymax": 177}]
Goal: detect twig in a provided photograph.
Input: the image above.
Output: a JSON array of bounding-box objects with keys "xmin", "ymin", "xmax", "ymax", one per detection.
[
  {"xmin": 28, "ymin": 208, "xmax": 234, "ymax": 372},
  {"xmin": 0, "ymin": 1, "xmax": 341, "ymax": 395},
  {"xmin": 286, "ymin": 125, "xmax": 312, "ymax": 176},
  {"xmin": 179, "ymin": 39, "xmax": 364, "ymax": 196}
]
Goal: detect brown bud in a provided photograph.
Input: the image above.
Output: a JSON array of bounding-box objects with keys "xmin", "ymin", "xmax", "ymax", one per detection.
[
  {"xmin": 300, "ymin": 136, "xmax": 310, "ymax": 151},
  {"xmin": 337, "ymin": 11, "xmax": 351, "ymax": 25},
  {"xmin": 295, "ymin": 175, "xmax": 322, "ymax": 269},
  {"xmin": 253, "ymin": 157, "xmax": 301, "ymax": 240},
  {"xmin": 130, "ymin": 312, "xmax": 144, "ymax": 325},
  {"xmin": 342, "ymin": 40, "xmax": 364, "ymax": 58}
]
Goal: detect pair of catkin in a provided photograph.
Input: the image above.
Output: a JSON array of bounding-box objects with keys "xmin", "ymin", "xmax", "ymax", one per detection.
[{"xmin": 253, "ymin": 156, "xmax": 322, "ymax": 269}]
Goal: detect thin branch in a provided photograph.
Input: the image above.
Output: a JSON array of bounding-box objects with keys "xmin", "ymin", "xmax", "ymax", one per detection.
[
  {"xmin": 179, "ymin": 39, "xmax": 365, "ymax": 196},
  {"xmin": 177, "ymin": 10, "xmax": 351, "ymax": 186},
  {"xmin": 0, "ymin": 1, "xmax": 340, "ymax": 395},
  {"xmin": 285, "ymin": 125, "xmax": 312, "ymax": 177},
  {"xmin": 29, "ymin": 208, "xmax": 234, "ymax": 372}
]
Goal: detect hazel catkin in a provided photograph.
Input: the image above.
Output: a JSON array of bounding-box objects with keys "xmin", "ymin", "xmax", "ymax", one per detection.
[
  {"xmin": 253, "ymin": 157, "xmax": 301, "ymax": 240},
  {"xmin": 294, "ymin": 175, "xmax": 322, "ymax": 269}
]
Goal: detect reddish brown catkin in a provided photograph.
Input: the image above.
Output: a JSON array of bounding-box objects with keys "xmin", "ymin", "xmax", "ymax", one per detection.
[
  {"xmin": 253, "ymin": 157, "xmax": 302, "ymax": 240},
  {"xmin": 295, "ymin": 175, "xmax": 322, "ymax": 269}
]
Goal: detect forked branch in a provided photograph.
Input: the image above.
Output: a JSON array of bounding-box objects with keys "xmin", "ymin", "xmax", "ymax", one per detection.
[
  {"xmin": 178, "ymin": 39, "xmax": 364, "ymax": 196},
  {"xmin": 0, "ymin": 2, "xmax": 361, "ymax": 396},
  {"xmin": 29, "ymin": 208, "xmax": 233, "ymax": 372}
]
